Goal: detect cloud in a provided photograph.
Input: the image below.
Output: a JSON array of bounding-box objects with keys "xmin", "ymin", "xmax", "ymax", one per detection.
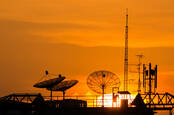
[
  {"xmin": 0, "ymin": 36, "xmax": 174, "ymax": 96},
  {"xmin": 0, "ymin": 19, "xmax": 124, "ymax": 47}
]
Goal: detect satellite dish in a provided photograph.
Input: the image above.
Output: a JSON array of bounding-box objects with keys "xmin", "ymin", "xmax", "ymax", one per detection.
[
  {"xmin": 48, "ymin": 80, "xmax": 78, "ymax": 91},
  {"xmin": 33, "ymin": 77, "xmax": 65, "ymax": 88},
  {"xmin": 47, "ymin": 80, "xmax": 78, "ymax": 99},
  {"xmin": 33, "ymin": 70, "xmax": 65, "ymax": 100},
  {"xmin": 87, "ymin": 70, "xmax": 120, "ymax": 107}
]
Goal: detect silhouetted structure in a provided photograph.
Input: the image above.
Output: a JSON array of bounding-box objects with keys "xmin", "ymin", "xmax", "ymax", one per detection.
[
  {"xmin": 49, "ymin": 99, "xmax": 87, "ymax": 108},
  {"xmin": 143, "ymin": 63, "xmax": 157, "ymax": 93},
  {"xmin": 33, "ymin": 70, "xmax": 65, "ymax": 101},
  {"xmin": 136, "ymin": 63, "xmax": 174, "ymax": 115},
  {"xmin": 87, "ymin": 70, "xmax": 120, "ymax": 107},
  {"xmin": 0, "ymin": 93, "xmax": 45, "ymax": 115},
  {"xmin": 124, "ymin": 9, "xmax": 129, "ymax": 92},
  {"xmin": 136, "ymin": 54, "xmax": 144, "ymax": 93},
  {"xmin": 47, "ymin": 80, "xmax": 78, "ymax": 99}
]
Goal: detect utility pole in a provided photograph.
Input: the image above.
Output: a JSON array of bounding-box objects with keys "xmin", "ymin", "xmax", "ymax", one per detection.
[
  {"xmin": 136, "ymin": 55, "xmax": 144, "ymax": 93},
  {"xmin": 124, "ymin": 9, "xmax": 129, "ymax": 91}
]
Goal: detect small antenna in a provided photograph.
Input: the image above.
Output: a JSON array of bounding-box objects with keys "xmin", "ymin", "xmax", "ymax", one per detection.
[{"xmin": 136, "ymin": 54, "xmax": 144, "ymax": 93}]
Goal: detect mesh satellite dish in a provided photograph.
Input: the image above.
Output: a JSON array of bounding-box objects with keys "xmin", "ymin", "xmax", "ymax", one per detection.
[
  {"xmin": 33, "ymin": 70, "xmax": 65, "ymax": 100},
  {"xmin": 87, "ymin": 70, "xmax": 120, "ymax": 107},
  {"xmin": 47, "ymin": 80, "xmax": 78, "ymax": 99}
]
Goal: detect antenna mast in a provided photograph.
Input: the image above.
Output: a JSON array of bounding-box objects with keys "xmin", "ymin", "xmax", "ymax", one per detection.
[
  {"xmin": 136, "ymin": 54, "xmax": 144, "ymax": 93},
  {"xmin": 124, "ymin": 9, "xmax": 129, "ymax": 91}
]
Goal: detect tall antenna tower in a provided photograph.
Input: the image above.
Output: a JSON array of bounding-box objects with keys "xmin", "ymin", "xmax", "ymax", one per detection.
[{"xmin": 124, "ymin": 9, "xmax": 129, "ymax": 91}]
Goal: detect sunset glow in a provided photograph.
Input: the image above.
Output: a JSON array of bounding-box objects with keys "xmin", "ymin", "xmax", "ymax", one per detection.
[
  {"xmin": 0, "ymin": 0, "xmax": 174, "ymax": 104},
  {"xmin": 87, "ymin": 94, "xmax": 136, "ymax": 107},
  {"xmin": 1, "ymin": 1, "xmax": 174, "ymax": 115}
]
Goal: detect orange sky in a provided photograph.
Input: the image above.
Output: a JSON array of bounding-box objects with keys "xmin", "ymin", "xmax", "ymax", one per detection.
[{"xmin": 0, "ymin": 0, "xmax": 174, "ymax": 99}]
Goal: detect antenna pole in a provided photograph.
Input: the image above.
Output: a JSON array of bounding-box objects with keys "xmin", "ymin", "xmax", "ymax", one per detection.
[
  {"xmin": 102, "ymin": 73, "xmax": 105, "ymax": 107},
  {"xmin": 63, "ymin": 91, "xmax": 65, "ymax": 100},
  {"xmin": 50, "ymin": 88, "xmax": 52, "ymax": 101},
  {"xmin": 136, "ymin": 54, "xmax": 144, "ymax": 93},
  {"xmin": 102, "ymin": 85, "xmax": 104, "ymax": 107},
  {"xmin": 124, "ymin": 9, "xmax": 129, "ymax": 91}
]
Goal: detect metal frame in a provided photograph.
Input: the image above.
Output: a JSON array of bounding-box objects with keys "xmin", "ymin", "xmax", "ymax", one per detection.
[
  {"xmin": 141, "ymin": 93, "xmax": 174, "ymax": 110},
  {"xmin": 1, "ymin": 93, "xmax": 42, "ymax": 103}
]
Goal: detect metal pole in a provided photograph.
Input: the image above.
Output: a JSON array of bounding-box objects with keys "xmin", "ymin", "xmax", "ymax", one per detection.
[
  {"xmin": 136, "ymin": 55, "xmax": 143, "ymax": 93},
  {"xmin": 170, "ymin": 109, "xmax": 173, "ymax": 115},
  {"xmin": 50, "ymin": 88, "xmax": 52, "ymax": 101},
  {"xmin": 149, "ymin": 63, "xmax": 152, "ymax": 108},
  {"xmin": 169, "ymin": 109, "xmax": 172, "ymax": 115},
  {"xmin": 143, "ymin": 64, "xmax": 146, "ymax": 93},
  {"xmin": 63, "ymin": 91, "xmax": 65, "ymax": 100},
  {"xmin": 102, "ymin": 85, "xmax": 104, "ymax": 107},
  {"xmin": 138, "ymin": 58, "xmax": 141, "ymax": 93},
  {"xmin": 124, "ymin": 9, "xmax": 129, "ymax": 91},
  {"xmin": 149, "ymin": 63, "xmax": 152, "ymax": 94},
  {"xmin": 96, "ymin": 96, "xmax": 98, "ymax": 107}
]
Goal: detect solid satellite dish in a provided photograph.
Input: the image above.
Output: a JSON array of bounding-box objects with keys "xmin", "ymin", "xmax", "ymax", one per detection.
[
  {"xmin": 47, "ymin": 80, "xmax": 78, "ymax": 99},
  {"xmin": 33, "ymin": 70, "xmax": 66, "ymax": 100},
  {"xmin": 33, "ymin": 77, "xmax": 65, "ymax": 88},
  {"xmin": 87, "ymin": 70, "xmax": 120, "ymax": 107},
  {"xmin": 48, "ymin": 80, "xmax": 78, "ymax": 91}
]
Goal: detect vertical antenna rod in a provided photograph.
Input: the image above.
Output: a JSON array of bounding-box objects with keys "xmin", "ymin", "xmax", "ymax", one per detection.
[
  {"xmin": 124, "ymin": 9, "xmax": 128, "ymax": 91},
  {"xmin": 136, "ymin": 54, "xmax": 144, "ymax": 93}
]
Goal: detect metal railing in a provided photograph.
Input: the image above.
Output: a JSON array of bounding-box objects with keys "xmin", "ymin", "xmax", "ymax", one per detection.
[{"xmin": 43, "ymin": 95, "xmax": 134, "ymax": 107}]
